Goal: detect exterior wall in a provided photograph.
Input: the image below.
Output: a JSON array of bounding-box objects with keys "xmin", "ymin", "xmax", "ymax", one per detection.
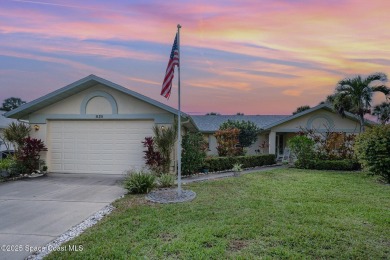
[
  {"xmin": 272, "ymin": 109, "xmax": 361, "ymax": 133},
  {"xmin": 26, "ymin": 84, "xmax": 175, "ymax": 170},
  {"xmin": 205, "ymin": 134, "xmax": 218, "ymax": 156}
]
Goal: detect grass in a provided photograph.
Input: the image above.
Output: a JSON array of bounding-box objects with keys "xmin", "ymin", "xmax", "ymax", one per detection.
[{"xmin": 46, "ymin": 168, "xmax": 390, "ymax": 259}]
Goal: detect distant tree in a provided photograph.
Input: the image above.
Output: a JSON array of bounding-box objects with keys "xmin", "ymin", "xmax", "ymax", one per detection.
[
  {"xmin": 206, "ymin": 112, "xmax": 220, "ymax": 115},
  {"xmin": 220, "ymin": 120, "xmax": 260, "ymax": 149},
  {"xmin": 329, "ymin": 73, "xmax": 389, "ymax": 132},
  {"xmin": 0, "ymin": 97, "xmax": 26, "ymax": 112},
  {"xmin": 292, "ymin": 105, "xmax": 311, "ymax": 115},
  {"xmin": 236, "ymin": 112, "xmax": 244, "ymax": 115},
  {"xmin": 372, "ymin": 102, "xmax": 390, "ymax": 125}
]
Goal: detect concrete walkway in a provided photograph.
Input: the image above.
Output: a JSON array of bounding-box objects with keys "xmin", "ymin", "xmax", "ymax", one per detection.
[
  {"xmin": 0, "ymin": 173, "xmax": 126, "ymax": 260},
  {"xmin": 182, "ymin": 164, "xmax": 286, "ymax": 184}
]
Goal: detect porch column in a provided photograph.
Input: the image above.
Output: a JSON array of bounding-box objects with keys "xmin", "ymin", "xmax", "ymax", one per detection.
[{"xmin": 269, "ymin": 131, "xmax": 276, "ymax": 155}]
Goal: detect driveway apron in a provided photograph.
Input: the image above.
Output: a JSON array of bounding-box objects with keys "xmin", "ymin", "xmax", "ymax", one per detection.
[{"xmin": 0, "ymin": 173, "xmax": 126, "ymax": 260}]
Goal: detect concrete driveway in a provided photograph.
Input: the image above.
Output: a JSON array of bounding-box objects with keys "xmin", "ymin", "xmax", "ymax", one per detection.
[{"xmin": 0, "ymin": 173, "xmax": 126, "ymax": 260}]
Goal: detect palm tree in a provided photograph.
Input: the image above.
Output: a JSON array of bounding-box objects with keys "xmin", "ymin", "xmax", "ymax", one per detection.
[
  {"xmin": 372, "ymin": 102, "xmax": 390, "ymax": 124},
  {"xmin": 330, "ymin": 73, "xmax": 389, "ymax": 132},
  {"xmin": 152, "ymin": 122, "xmax": 177, "ymax": 173}
]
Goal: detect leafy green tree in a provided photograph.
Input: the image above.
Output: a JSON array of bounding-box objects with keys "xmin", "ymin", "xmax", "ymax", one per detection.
[
  {"xmin": 287, "ymin": 135, "xmax": 316, "ymax": 168},
  {"xmin": 355, "ymin": 125, "xmax": 390, "ymax": 183},
  {"xmin": 329, "ymin": 73, "xmax": 389, "ymax": 132},
  {"xmin": 292, "ymin": 105, "xmax": 311, "ymax": 115},
  {"xmin": 152, "ymin": 123, "xmax": 177, "ymax": 173},
  {"xmin": 181, "ymin": 132, "xmax": 207, "ymax": 175},
  {"xmin": 372, "ymin": 102, "xmax": 390, "ymax": 125},
  {"xmin": 1, "ymin": 97, "xmax": 26, "ymax": 112},
  {"xmin": 220, "ymin": 120, "xmax": 260, "ymax": 149}
]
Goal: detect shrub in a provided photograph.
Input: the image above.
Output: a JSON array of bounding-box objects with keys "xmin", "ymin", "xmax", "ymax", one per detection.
[
  {"xmin": 18, "ymin": 137, "xmax": 47, "ymax": 174},
  {"xmin": 220, "ymin": 120, "xmax": 260, "ymax": 149},
  {"xmin": 153, "ymin": 123, "xmax": 177, "ymax": 173},
  {"xmin": 355, "ymin": 125, "xmax": 390, "ymax": 183},
  {"xmin": 158, "ymin": 174, "xmax": 175, "ymax": 188},
  {"xmin": 204, "ymin": 154, "xmax": 275, "ymax": 172},
  {"xmin": 295, "ymin": 159, "xmax": 361, "ymax": 171},
  {"xmin": 123, "ymin": 170, "xmax": 156, "ymax": 194},
  {"xmin": 0, "ymin": 157, "xmax": 13, "ymax": 171},
  {"xmin": 142, "ymin": 137, "xmax": 163, "ymax": 174},
  {"xmin": 287, "ymin": 135, "xmax": 316, "ymax": 165},
  {"xmin": 181, "ymin": 132, "xmax": 207, "ymax": 175},
  {"xmin": 215, "ymin": 128, "xmax": 242, "ymax": 157}
]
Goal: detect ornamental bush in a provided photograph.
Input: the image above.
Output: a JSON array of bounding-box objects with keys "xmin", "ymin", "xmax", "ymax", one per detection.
[
  {"xmin": 181, "ymin": 132, "xmax": 207, "ymax": 175},
  {"xmin": 215, "ymin": 128, "xmax": 242, "ymax": 157},
  {"xmin": 123, "ymin": 170, "xmax": 156, "ymax": 194},
  {"xmin": 287, "ymin": 135, "xmax": 316, "ymax": 164},
  {"xmin": 142, "ymin": 137, "xmax": 164, "ymax": 175},
  {"xmin": 220, "ymin": 120, "xmax": 260, "ymax": 149},
  {"xmin": 354, "ymin": 125, "xmax": 390, "ymax": 183},
  {"xmin": 18, "ymin": 137, "xmax": 47, "ymax": 174}
]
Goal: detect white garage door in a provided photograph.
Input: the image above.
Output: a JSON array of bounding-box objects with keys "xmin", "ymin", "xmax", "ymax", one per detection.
[{"xmin": 48, "ymin": 120, "xmax": 154, "ymax": 174}]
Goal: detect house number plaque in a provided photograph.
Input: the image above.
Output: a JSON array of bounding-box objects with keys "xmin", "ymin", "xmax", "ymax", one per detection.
[{"xmin": 96, "ymin": 115, "xmax": 103, "ymax": 119}]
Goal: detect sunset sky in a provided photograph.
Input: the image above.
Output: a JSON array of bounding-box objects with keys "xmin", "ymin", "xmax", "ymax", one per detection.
[{"xmin": 1, "ymin": 0, "xmax": 389, "ymax": 115}]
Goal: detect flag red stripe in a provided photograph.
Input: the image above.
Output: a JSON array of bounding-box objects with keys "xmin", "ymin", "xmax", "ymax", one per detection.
[{"xmin": 161, "ymin": 37, "xmax": 179, "ymax": 99}]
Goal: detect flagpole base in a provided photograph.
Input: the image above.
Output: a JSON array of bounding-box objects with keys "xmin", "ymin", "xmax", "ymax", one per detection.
[{"xmin": 146, "ymin": 188, "xmax": 196, "ymax": 204}]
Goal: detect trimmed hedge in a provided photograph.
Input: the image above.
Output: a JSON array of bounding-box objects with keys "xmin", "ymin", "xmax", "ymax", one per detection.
[
  {"xmin": 295, "ymin": 159, "xmax": 361, "ymax": 171},
  {"xmin": 204, "ymin": 154, "xmax": 276, "ymax": 172}
]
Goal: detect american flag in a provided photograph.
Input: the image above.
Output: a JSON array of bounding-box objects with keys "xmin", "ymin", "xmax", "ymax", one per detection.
[{"xmin": 161, "ymin": 33, "xmax": 179, "ymax": 99}]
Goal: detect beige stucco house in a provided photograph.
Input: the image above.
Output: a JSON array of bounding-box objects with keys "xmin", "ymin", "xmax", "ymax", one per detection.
[
  {"xmin": 5, "ymin": 75, "xmax": 182, "ymax": 174},
  {"xmin": 190, "ymin": 104, "xmax": 369, "ymax": 159},
  {"xmin": 5, "ymin": 75, "xmax": 373, "ymax": 174}
]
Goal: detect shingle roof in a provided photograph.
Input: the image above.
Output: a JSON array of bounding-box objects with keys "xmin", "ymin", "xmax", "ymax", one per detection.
[
  {"xmin": 0, "ymin": 110, "xmax": 17, "ymax": 129},
  {"xmin": 190, "ymin": 115, "xmax": 289, "ymax": 132}
]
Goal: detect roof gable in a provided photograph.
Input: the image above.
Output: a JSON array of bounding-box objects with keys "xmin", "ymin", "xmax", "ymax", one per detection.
[
  {"xmin": 263, "ymin": 103, "xmax": 376, "ymax": 130},
  {"xmin": 5, "ymin": 75, "xmax": 181, "ymax": 119},
  {"xmin": 190, "ymin": 114, "xmax": 289, "ymax": 133}
]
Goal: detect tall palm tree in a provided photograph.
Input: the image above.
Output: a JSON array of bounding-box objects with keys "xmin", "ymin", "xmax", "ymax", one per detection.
[
  {"xmin": 372, "ymin": 102, "xmax": 390, "ymax": 125},
  {"xmin": 331, "ymin": 73, "xmax": 389, "ymax": 132}
]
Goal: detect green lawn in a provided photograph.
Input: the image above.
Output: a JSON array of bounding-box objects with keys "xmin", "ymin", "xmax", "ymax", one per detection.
[{"xmin": 47, "ymin": 169, "xmax": 390, "ymax": 259}]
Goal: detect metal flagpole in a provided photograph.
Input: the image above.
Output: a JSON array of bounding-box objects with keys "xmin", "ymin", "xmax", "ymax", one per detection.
[{"xmin": 177, "ymin": 24, "xmax": 182, "ymax": 196}]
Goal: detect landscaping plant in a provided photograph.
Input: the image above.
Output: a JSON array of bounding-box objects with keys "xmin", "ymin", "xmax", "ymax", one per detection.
[
  {"xmin": 142, "ymin": 137, "xmax": 164, "ymax": 174},
  {"xmin": 355, "ymin": 124, "xmax": 390, "ymax": 183},
  {"xmin": 157, "ymin": 173, "xmax": 175, "ymax": 188},
  {"xmin": 18, "ymin": 137, "xmax": 47, "ymax": 173},
  {"xmin": 3, "ymin": 121, "xmax": 30, "ymax": 153},
  {"xmin": 287, "ymin": 135, "xmax": 315, "ymax": 167},
  {"xmin": 220, "ymin": 120, "xmax": 260, "ymax": 150},
  {"xmin": 152, "ymin": 123, "xmax": 177, "ymax": 173},
  {"xmin": 215, "ymin": 128, "xmax": 242, "ymax": 156},
  {"xmin": 181, "ymin": 132, "xmax": 207, "ymax": 175},
  {"xmin": 123, "ymin": 170, "xmax": 156, "ymax": 194}
]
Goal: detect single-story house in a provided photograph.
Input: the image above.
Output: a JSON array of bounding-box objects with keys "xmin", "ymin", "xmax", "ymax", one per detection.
[
  {"xmin": 190, "ymin": 103, "xmax": 370, "ymax": 158},
  {"xmin": 5, "ymin": 75, "xmax": 373, "ymax": 174}
]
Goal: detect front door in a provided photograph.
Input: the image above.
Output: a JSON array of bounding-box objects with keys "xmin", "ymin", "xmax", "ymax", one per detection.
[{"xmin": 276, "ymin": 134, "xmax": 284, "ymax": 158}]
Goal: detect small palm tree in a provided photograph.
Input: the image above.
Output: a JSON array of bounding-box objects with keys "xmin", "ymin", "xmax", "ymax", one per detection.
[
  {"xmin": 153, "ymin": 122, "xmax": 177, "ymax": 173},
  {"xmin": 330, "ymin": 73, "xmax": 389, "ymax": 132},
  {"xmin": 372, "ymin": 102, "xmax": 390, "ymax": 125},
  {"xmin": 3, "ymin": 122, "xmax": 31, "ymax": 153}
]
